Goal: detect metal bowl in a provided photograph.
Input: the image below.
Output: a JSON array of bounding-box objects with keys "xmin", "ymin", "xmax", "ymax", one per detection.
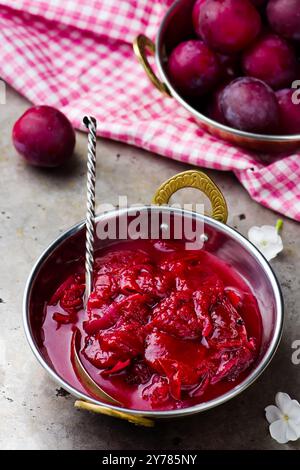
[
  {"xmin": 23, "ymin": 171, "xmax": 283, "ymax": 423},
  {"xmin": 133, "ymin": 0, "xmax": 300, "ymax": 153}
]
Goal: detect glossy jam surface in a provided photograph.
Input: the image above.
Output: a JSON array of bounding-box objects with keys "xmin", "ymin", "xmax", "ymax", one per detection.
[{"xmin": 42, "ymin": 240, "xmax": 262, "ymax": 411}]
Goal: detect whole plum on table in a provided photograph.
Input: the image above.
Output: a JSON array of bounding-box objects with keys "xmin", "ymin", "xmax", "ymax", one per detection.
[
  {"xmin": 195, "ymin": 0, "xmax": 262, "ymax": 54},
  {"xmin": 220, "ymin": 77, "xmax": 280, "ymax": 134},
  {"xmin": 242, "ymin": 34, "xmax": 298, "ymax": 90},
  {"xmin": 12, "ymin": 105, "xmax": 76, "ymax": 167},
  {"xmin": 267, "ymin": 0, "xmax": 300, "ymax": 41},
  {"xmin": 276, "ymin": 89, "xmax": 300, "ymax": 135},
  {"xmin": 167, "ymin": 40, "xmax": 221, "ymax": 98}
]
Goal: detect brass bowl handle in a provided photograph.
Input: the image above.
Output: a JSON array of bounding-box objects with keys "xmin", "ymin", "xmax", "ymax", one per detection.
[
  {"xmin": 74, "ymin": 401, "xmax": 154, "ymax": 427},
  {"xmin": 133, "ymin": 34, "xmax": 171, "ymax": 97},
  {"xmin": 152, "ymin": 170, "xmax": 228, "ymax": 224}
]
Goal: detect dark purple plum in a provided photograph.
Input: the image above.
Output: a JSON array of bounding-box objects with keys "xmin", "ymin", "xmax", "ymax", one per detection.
[
  {"xmin": 13, "ymin": 106, "xmax": 76, "ymax": 167},
  {"xmin": 251, "ymin": 0, "xmax": 267, "ymax": 7},
  {"xmin": 196, "ymin": 0, "xmax": 262, "ymax": 54},
  {"xmin": 267, "ymin": 0, "xmax": 300, "ymax": 41},
  {"xmin": 220, "ymin": 77, "xmax": 280, "ymax": 133},
  {"xmin": 207, "ymin": 83, "xmax": 229, "ymax": 123},
  {"xmin": 218, "ymin": 54, "xmax": 241, "ymax": 80},
  {"xmin": 167, "ymin": 40, "xmax": 221, "ymax": 98},
  {"xmin": 192, "ymin": 0, "xmax": 208, "ymax": 38},
  {"xmin": 242, "ymin": 34, "xmax": 298, "ymax": 90},
  {"xmin": 276, "ymin": 89, "xmax": 300, "ymax": 134}
]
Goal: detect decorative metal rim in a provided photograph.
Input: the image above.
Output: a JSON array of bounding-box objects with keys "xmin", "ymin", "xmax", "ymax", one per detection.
[
  {"xmin": 152, "ymin": 170, "xmax": 228, "ymax": 223},
  {"xmin": 23, "ymin": 206, "xmax": 284, "ymax": 419}
]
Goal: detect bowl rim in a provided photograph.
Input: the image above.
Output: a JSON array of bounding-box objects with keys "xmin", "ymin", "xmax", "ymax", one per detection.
[
  {"xmin": 155, "ymin": 0, "xmax": 300, "ymax": 143},
  {"xmin": 23, "ymin": 206, "xmax": 284, "ymax": 418}
]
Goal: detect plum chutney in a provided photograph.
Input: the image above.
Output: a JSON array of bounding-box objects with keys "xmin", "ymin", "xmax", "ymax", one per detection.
[{"xmin": 43, "ymin": 239, "xmax": 262, "ymax": 411}]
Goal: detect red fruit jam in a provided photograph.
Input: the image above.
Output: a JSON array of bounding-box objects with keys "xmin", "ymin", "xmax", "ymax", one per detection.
[{"xmin": 42, "ymin": 240, "xmax": 262, "ymax": 411}]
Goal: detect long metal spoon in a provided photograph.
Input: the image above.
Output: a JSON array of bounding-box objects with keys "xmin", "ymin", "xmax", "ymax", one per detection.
[
  {"xmin": 83, "ymin": 115, "xmax": 97, "ymax": 307},
  {"xmin": 72, "ymin": 329, "xmax": 121, "ymax": 405},
  {"xmin": 71, "ymin": 116, "xmax": 121, "ymax": 406}
]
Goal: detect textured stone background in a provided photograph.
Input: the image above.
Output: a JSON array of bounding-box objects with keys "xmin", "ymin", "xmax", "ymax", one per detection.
[{"xmin": 0, "ymin": 86, "xmax": 299, "ymax": 450}]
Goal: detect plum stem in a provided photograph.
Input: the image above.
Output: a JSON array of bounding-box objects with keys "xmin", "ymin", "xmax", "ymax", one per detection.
[{"xmin": 275, "ymin": 219, "xmax": 283, "ymax": 233}]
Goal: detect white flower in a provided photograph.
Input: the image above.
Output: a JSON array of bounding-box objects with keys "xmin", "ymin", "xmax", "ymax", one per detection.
[
  {"xmin": 248, "ymin": 223, "xmax": 283, "ymax": 261},
  {"xmin": 265, "ymin": 392, "xmax": 300, "ymax": 444}
]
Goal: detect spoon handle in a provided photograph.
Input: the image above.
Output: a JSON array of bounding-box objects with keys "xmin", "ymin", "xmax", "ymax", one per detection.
[{"xmin": 83, "ymin": 116, "xmax": 97, "ymax": 307}]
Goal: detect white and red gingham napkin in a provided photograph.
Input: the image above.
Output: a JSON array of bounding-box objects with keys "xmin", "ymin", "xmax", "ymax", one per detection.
[{"xmin": 0, "ymin": 0, "xmax": 299, "ymax": 220}]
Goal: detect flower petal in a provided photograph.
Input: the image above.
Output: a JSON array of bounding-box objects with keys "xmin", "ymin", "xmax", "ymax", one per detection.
[
  {"xmin": 265, "ymin": 405, "xmax": 283, "ymax": 424},
  {"xmin": 286, "ymin": 421, "xmax": 300, "ymax": 441},
  {"xmin": 262, "ymin": 242, "xmax": 283, "ymax": 261},
  {"xmin": 269, "ymin": 419, "xmax": 289, "ymax": 444},
  {"xmin": 248, "ymin": 226, "xmax": 265, "ymax": 244},
  {"xmin": 275, "ymin": 392, "xmax": 292, "ymax": 414},
  {"xmin": 261, "ymin": 226, "xmax": 279, "ymax": 244},
  {"xmin": 248, "ymin": 225, "xmax": 283, "ymax": 261},
  {"xmin": 284, "ymin": 400, "xmax": 300, "ymax": 424}
]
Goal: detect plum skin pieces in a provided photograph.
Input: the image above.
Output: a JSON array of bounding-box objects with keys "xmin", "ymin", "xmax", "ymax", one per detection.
[{"xmin": 50, "ymin": 247, "xmax": 258, "ymax": 407}]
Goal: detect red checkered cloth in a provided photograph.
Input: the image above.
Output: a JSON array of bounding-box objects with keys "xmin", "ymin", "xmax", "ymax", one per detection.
[{"xmin": 0, "ymin": 0, "xmax": 299, "ymax": 220}]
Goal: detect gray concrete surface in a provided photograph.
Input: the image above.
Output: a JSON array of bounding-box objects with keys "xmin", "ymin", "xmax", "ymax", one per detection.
[{"xmin": 0, "ymin": 86, "xmax": 299, "ymax": 450}]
